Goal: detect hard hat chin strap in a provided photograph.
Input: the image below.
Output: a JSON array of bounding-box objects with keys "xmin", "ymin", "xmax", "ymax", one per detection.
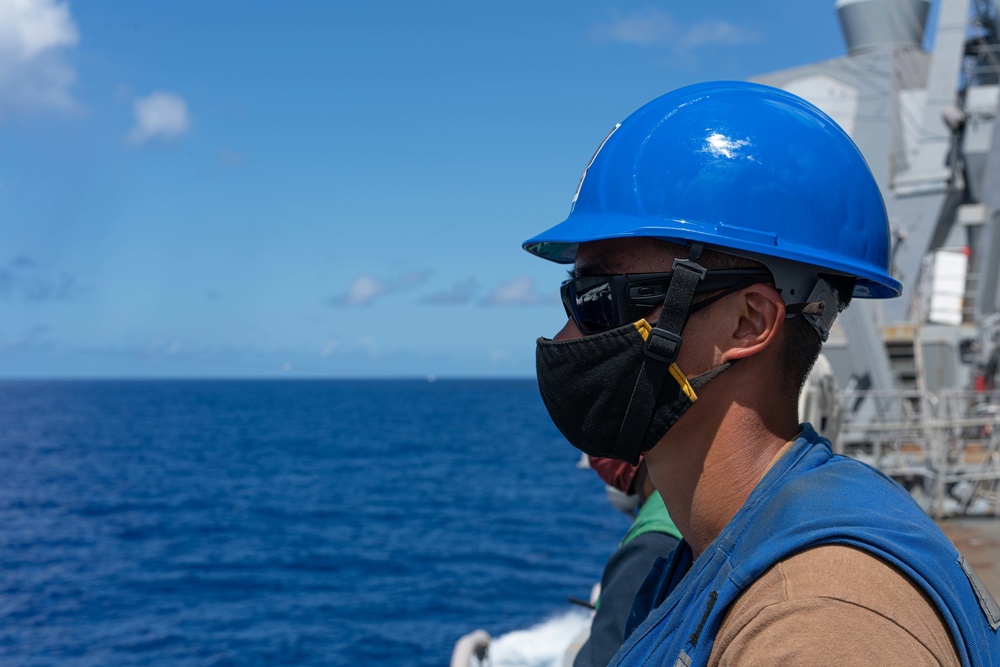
[{"xmin": 611, "ymin": 244, "xmax": 707, "ymax": 464}]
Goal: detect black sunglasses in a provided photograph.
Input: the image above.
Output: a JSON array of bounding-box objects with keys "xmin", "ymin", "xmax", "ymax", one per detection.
[{"xmin": 560, "ymin": 269, "xmax": 773, "ymax": 334}]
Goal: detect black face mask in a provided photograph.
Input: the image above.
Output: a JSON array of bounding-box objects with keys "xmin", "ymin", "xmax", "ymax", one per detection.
[{"xmin": 535, "ymin": 319, "xmax": 730, "ymax": 462}]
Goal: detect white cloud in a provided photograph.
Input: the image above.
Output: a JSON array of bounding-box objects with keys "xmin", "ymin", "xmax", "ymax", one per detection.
[
  {"xmin": 679, "ymin": 20, "xmax": 760, "ymax": 49},
  {"xmin": 142, "ymin": 337, "xmax": 181, "ymax": 358},
  {"xmin": 595, "ymin": 9, "xmax": 760, "ymax": 51},
  {"xmin": 128, "ymin": 92, "xmax": 191, "ymax": 144},
  {"xmin": 597, "ymin": 8, "xmax": 676, "ymax": 46},
  {"xmin": 320, "ymin": 338, "xmax": 340, "ymax": 357},
  {"xmin": 0, "ymin": 0, "xmax": 79, "ymax": 116},
  {"xmin": 341, "ymin": 275, "xmax": 385, "ymax": 307},
  {"xmin": 482, "ymin": 276, "xmax": 554, "ymax": 306},
  {"xmin": 329, "ymin": 269, "xmax": 431, "ymax": 307}
]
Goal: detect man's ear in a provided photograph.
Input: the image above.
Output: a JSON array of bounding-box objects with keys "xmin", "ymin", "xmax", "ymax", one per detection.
[{"xmin": 722, "ymin": 284, "xmax": 786, "ymax": 362}]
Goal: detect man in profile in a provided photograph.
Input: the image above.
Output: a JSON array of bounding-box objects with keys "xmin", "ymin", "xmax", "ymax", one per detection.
[{"xmin": 524, "ymin": 81, "xmax": 1000, "ymax": 665}]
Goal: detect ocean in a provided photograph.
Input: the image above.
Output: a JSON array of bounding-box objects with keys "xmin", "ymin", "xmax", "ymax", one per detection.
[{"xmin": 0, "ymin": 380, "xmax": 632, "ymax": 666}]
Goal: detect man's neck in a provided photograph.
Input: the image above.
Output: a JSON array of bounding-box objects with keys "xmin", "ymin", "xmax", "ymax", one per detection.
[{"xmin": 645, "ymin": 383, "xmax": 799, "ymax": 559}]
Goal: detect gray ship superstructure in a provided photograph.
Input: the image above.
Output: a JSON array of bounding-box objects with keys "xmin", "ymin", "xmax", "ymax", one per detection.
[{"xmin": 754, "ymin": 0, "xmax": 1000, "ymax": 516}]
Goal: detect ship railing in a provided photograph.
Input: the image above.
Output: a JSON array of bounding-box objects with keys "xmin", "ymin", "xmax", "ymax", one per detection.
[{"xmin": 835, "ymin": 389, "xmax": 1000, "ymax": 517}]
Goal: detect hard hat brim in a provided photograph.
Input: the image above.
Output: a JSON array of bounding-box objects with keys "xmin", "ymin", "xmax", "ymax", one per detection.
[{"xmin": 523, "ymin": 213, "xmax": 902, "ymax": 300}]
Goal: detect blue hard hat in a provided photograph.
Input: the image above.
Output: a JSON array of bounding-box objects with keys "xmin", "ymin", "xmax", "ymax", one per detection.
[{"xmin": 523, "ymin": 81, "xmax": 901, "ymax": 300}]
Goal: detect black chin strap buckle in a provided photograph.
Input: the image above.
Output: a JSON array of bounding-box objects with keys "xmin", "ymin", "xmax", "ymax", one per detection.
[
  {"xmin": 671, "ymin": 256, "xmax": 708, "ymax": 281},
  {"xmin": 644, "ymin": 328, "xmax": 682, "ymax": 365}
]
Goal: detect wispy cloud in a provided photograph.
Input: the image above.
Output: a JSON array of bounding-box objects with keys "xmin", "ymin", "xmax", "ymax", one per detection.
[
  {"xmin": 141, "ymin": 337, "xmax": 181, "ymax": 359},
  {"xmin": 0, "ymin": 324, "xmax": 51, "ymax": 350},
  {"xmin": 128, "ymin": 92, "xmax": 191, "ymax": 144},
  {"xmin": 594, "ymin": 9, "xmax": 760, "ymax": 51},
  {"xmin": 0, "ymin": 0, "xmax": 80, "ymax": 117},
  {"xmin": 421, "ymin": 277, "xmax": 479, "ymax": 305},
  {"xmin": 320, "ymin": 338, "xmax": 340, "ymax": 357},
  {"xmin": 338, "ymin": 276, "xmax": 385, "ymax": 307},
  {"xmin": 482, "ymin": 276, "xmax": 555, "ymax": 306},
  {"xmin": 596, "ymin": 8, "xmax": 676, "ymax": 46},
  {"xmin": 681, "ymin": 20, "xmax": 760, "ymax": 49},
  {"xmin": 328, "ymin": 269, "xmax": 432, "ymax": 307},
  {"xmin": 0, "ymin": 256, "xmax": 86, "ymax": 301}
]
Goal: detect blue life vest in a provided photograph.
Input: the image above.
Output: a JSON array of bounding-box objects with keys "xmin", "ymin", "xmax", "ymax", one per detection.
[{"xmin": 612, "ymin": 424, "xmax": 1000, "ymax": 666}]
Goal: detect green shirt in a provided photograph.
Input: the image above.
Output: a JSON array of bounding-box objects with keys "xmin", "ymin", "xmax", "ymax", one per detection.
[{"xmin": 620, "ymin": 490, "xmax": 682, "ymax": 547}]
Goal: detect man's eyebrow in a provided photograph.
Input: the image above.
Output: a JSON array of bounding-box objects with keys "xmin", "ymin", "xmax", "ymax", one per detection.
[{"xmin": 574, "ymin": 258, "xmax": 618, "ymax": 276}]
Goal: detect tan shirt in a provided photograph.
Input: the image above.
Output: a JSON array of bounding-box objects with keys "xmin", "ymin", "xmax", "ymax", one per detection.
[{"xmin": 707, "ymin": 544, "xmax": 961, "ymax": 666}]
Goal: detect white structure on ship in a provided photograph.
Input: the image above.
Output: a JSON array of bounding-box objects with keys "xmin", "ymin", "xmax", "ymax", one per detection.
[{"xmin": 758, "ymin": 0, "xmax": 1000, "ymax": 516}]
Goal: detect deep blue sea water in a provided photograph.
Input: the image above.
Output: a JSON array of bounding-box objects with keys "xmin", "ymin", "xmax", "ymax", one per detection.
[{"xmin": 0, "ymin": 380, "xmax": 631, "ymax": 666}]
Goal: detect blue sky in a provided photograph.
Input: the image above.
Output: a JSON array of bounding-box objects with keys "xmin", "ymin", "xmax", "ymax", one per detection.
[{"xmin": 2, "ymin": 0, "xmax": 866, "ymax": 378}]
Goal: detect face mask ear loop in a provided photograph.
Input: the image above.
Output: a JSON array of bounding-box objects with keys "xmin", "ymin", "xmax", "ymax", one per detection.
[{"xmin": 611, "ymin": 244, "xmax": 706, "ymax": 464}]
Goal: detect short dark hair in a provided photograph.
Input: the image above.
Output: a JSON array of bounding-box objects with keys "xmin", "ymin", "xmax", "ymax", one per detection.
[{"xmin": 653, "ymin": 240, "xmax": 853, "ymax": 398}]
